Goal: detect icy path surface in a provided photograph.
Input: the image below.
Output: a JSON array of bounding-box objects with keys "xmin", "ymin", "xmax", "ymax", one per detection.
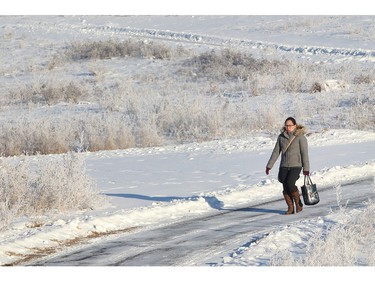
[{"xmin": 29, "ymin": 179, "xmax": 374, "ymax": 266}]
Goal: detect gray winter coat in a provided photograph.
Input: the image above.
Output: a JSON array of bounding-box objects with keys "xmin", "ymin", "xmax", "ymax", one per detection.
[{"xmin": 266, "ymin": 125, "xmax": 310, "ymax": 172}]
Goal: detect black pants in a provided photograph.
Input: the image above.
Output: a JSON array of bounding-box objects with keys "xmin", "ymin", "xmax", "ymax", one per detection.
[{"xmin": 278, "ymin": 167, "xmax": 302, "ymax": 194}]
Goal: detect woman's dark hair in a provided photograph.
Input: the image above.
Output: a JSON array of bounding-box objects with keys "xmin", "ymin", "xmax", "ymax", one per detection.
[{"xmin": 285, "ymin": 117, "xmax": 297, "ymax": 125}]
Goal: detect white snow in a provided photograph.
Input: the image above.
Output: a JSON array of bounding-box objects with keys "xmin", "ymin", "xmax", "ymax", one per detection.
[
  {"xmin": 1, "ymin": 130, "xmax": 374, "ymax": 267},
  {"xmin": 1, "ymin": 6, "xmax": 375, "ymax": 279}
]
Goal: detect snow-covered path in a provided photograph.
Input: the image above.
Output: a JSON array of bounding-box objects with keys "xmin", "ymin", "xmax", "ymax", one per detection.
[{"xmin": 27, "ymin": 178, "xmax": 375, "ymax": 266}]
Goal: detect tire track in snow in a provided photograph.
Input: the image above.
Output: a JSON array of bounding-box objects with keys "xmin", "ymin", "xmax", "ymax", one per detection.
[
  {"xmin": 21, "ymin": 20, "xmax": 375, "ymax": 59},
  {"xmin": 82, "ymin": 25, "xmax": 375, "ymax": 59}
]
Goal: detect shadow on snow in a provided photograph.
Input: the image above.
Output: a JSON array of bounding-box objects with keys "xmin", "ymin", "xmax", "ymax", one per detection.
[{"xmin": 105, "ymin": 193, "xmax": 284, "ymax": 214}]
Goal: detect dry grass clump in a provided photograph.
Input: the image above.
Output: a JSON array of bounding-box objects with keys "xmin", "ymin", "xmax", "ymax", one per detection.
[
  {"xmin": 9, "ymin": 81, "xmax": 88, "ymax": 105},
  {"xmin": 78, "ymin": 113, "xmax": 137, "ymax": 152},
  {"xmin": 279, "ymin": 61, "xmax": 308, "ymax": 93},
  {"xmin": 303, "ymin": 204, "xmax": 375, "ymax": 266},
  {"xmin": 184, "ymin": 48, "xmax": 281, "ymax": 81},
  {"xmin": 353, "ymin": 74, "xmax": 375, "ymax": 84},
  {"xmin": 0, "ymin": 118, "xmax": 72, "ymax": 156},
  {"xmin": 66, "ymin": 39, "xmax": 176, "ymax": 61},
  {"xmin": 340, "ymin": 98, "xmax": 375, "ymax": 131},
  {"xmin": 0, "ymin": 113, "xmax": 137, "ymax": 157},
  {"xmin": 271, "ymin": 183, "xmax": 375, "ymax": 266},
  {"xmin": 0, "ymin": 153, "xmax": 105, "ymax": 230},
  {"xmin": 155, "ymin": 96, "xmax": 262, "ymax": 142},
  {"xmin": 181, "ymin": 49, "xmax": 325, "ymax": 94},
  {"xmin": 298, "ymin": 197, "xmax": 375, "ymax": 266}
]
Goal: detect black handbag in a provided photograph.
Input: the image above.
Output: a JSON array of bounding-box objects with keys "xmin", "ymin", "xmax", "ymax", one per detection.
[{"xmin": 301, "ymin": 175, "xmax": 320, "ymax": 205}]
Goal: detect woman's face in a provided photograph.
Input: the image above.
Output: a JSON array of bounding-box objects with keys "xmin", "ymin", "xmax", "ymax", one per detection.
[{"xmin": 285, "ymin": 120, "xmax": 296, "ymax": 134}]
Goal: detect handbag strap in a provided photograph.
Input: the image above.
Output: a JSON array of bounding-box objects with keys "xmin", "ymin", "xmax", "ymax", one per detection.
[
  {"xmin": 304, "ymin": 175, "xmax": 313, "ymax": 185},
  {"xmin": 283, "ymin": 135, "xmax": 296, "ymax": 153}
]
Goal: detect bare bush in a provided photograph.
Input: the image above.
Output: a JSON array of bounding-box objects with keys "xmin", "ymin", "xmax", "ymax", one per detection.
[{"xmin": 0, "ymin": 153, "xmax": 105, "ymax": 230}]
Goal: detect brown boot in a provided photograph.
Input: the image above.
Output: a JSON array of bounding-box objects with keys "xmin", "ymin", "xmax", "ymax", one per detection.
[
  {"xmin": 282, "ymin": 191, "xmax": 294, "ymax": 215},
  {"xmin": 291, "ymin": 190, "xmax": 303, "ymax": 213}
]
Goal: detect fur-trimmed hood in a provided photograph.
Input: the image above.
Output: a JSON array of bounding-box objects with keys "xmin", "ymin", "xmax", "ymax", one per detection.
[{"xmin": 280, "ymin": 124, "xmax": 307, "ymax": 136}]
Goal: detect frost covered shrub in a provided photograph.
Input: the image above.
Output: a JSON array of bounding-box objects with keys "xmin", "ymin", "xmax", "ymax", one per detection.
[
  {"xmin": 0, "ymin": 85, "xmax": 285, "ymax": 157},
  {"xmin": 0, "ymin": 113, "xmax": 136, "ymax": 156},
  {"xmin": 271, "ymin": 198, "xmax": 375, "ymax": 266},
  {"xmin": 0, "ymin": 117, "xmax": 71, "ymax": 156},
  {"xmin": 183, "ymin": 49, "xmax": 326, "ymax": 94},
  {"xmin": 340, "ymin": 100, "xmax": 375, "ymax": 131},
  {"xmin": 0, "ymin": 153, "xmax": 105, "ymax": 230},
  {"xmin": 184, "ymin": 48, "xmax": 279, "ymax": 81},
  {"xmin": 155, "ymin": 95, "xmax": 265, "ymax": 141},
  {"xmin": 78, "ymin": 113, "xmax": 136, "ymax": 152},
  {"xmin": 9, "ymin": 81, "xmax": 88, "ymax": 105},
  {"xmin": 156, "ymin": 97, "xmax": 222, "ymax": 141},
  {"xmin": 303, "ymin": 201, "xmax": 375, "ymax": 266},
  {"xmin": 353, "ymin": 74, "xmax": 374, "ymax": 84},
  {"xmin": 279, "ymin": 61, "xmax": 308, "ymax": 93},
  {"xmin": 67, "ymin": 39, "xmax": 175, "ymax": 61}
]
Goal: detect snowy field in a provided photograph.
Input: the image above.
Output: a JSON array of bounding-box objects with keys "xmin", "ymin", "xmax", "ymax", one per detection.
[{"xmin": 1, "ymin": 1, "xmax": 375, "ymax": 279}]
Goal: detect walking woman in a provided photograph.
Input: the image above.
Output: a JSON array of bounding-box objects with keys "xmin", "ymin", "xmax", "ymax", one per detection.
[{"xmin": 265, "ymin": 117, "xmax": 310, "ymax": 215}]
